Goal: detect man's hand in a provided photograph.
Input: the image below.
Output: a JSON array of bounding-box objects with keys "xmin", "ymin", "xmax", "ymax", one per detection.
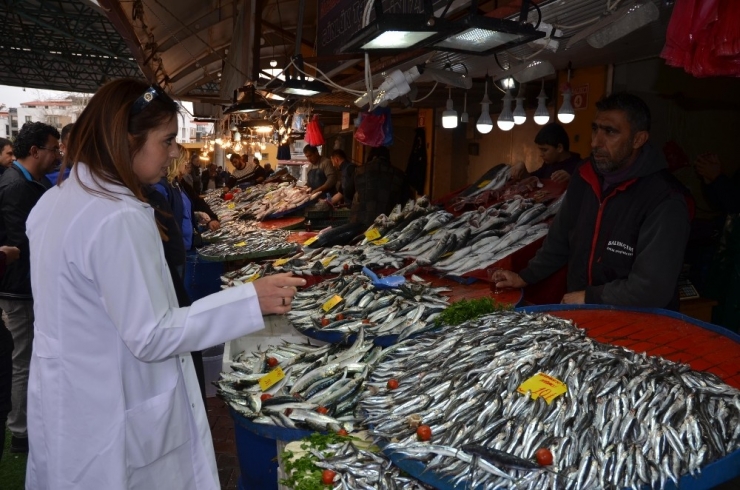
[
  {"xmin": 550, "ymin": 170, "xmax": 571, "ymax": 184},
  {"xmin": 695, "ymin": 153, "xmax": 722, "ymax": 184},
  {"xmin": 208, "ymin": 220, "xmax": 220, "ymax": 231},
  {"xmin": 492, "ymin": 270, "xmax": 527, "ymax": 289},
  {"xmin": 0, "ymin": 246, "xmax": 20, "ymax": 264},
  {"xmin": 509, "ymin": 161, "xmax": 528, "ymax": 181},
  {"xmin": 252, "ymin": 273, "xmax": 307, "ymax": 315},
  {"xmin": 561, "ymin": 291, "xmax": 585, "ymax": 304}
]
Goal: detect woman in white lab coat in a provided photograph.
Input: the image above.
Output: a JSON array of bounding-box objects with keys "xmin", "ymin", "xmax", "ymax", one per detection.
[{"xmin": 24, "ymin": 79, "xmax": 306, "ymax": 490}]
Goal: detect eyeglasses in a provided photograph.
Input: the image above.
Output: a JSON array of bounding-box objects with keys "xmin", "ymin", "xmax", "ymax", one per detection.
[
  {"xmin": 130, "ymin": 85, "xmax": 171, "ymax": 116},
  {"xmin": 37, "ymin": 146, "xmax": 62, "ymax": 154}
]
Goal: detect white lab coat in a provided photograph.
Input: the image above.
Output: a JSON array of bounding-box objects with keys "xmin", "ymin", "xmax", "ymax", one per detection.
[{"xmin": 25, "ymin": 164, "xmax": 265, "ymax": 490}]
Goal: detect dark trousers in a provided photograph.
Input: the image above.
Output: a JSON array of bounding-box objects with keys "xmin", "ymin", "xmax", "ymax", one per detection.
[{"xmin": 0, "ymin": 322, "xmax": 13, "ymax": 461}]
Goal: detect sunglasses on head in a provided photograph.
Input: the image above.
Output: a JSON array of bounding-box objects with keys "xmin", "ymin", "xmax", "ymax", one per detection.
[{"xmin": 130, "ymin": 85, "xmax": 173, "ymax": 116}]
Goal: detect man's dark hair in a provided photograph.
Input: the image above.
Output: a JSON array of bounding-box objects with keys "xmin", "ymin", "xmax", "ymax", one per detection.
[
  {"xmin": 253, "ymin": 157, "xmax": 260, "ymax": 164},
  {"xmin": 331, "ymin": 149, "xmax": 347, "ymax": 160},
  {"xmin": 367, "ymin": 146, "xmax": 390, "ymax": 163},
  {"xmin": 229, "ymin": 153, "xmax": 241, "ymax": 163},
  {"xmin": 0, "ymin": 138, "xmax": 11, "ymax": 151},
  {"xmin": 14, "ymin": 122, "xmax": 60, "ymax": 160},
  {"xmin": 61, "ymin": 123, "xmax": 74, "ymax": 142},
  {"xmin": 596, "ymin": 92, "xmax": 651, "ymax": 133},
  {"xmin": 534, "ymin": 123, "xmax": 570, "ymax": 152},
  {"xmin": 303, "ymin": 144, "xmax": 318, "ymax": 155}
]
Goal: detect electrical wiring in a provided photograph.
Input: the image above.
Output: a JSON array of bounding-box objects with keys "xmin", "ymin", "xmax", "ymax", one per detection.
[
  {"xmin": 297, "ymin": 60, "xmax": 366, "ymax": 95},
  {"xmin": 411, "ymin": 82, "xmax": 438, "ymax": 102},
  {"xmin": 551, "ymin": 0, "xmax": 623, "ymax": 31}
]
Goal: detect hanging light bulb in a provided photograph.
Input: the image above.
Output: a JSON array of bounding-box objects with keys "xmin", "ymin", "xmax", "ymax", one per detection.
[
  {"xmin": 441, "ymin": 88, "xmax": 458, "ymax": 129},
  {"xmin": 215, "ymin": 137, "xmax": 223, "ymax": 146},
  {"xmin": 534, "ymin": 81, "xmax": 550, "ymax": 125},
  {"xmin": 233, "ymin": 131, "xmax": 242, "ymax": 142},
  {"xmin": 476, "ymin": 80, "xmax": 493, "ymax": 134},
  {"xmin": 229, "ymin": 117, "xmax": 237, "ymax": 132},
  {"xmin": 513, "ymin": 87, "xmax": 526, "ymax": 125},
  {"xmin": 270, "ymin": 59, "xmax": 278, "ymax": 68},
  {"xmin": 254, "ymin": 151, "xmax": 263, "ymax": 160},
  {"xmin": 233, "ymin": 142, "xmax": 242, "ymax": 153},
  {"xmin": 460, "ymin": 93, "xmax": 469, "ymax": 123},
  {"xmin": 558, "ymin": 88, "xmax": 575, "ymax": 124},
  {"xmin": 497, "ymin": 90, "xmax": 515, "ymax": 131}
]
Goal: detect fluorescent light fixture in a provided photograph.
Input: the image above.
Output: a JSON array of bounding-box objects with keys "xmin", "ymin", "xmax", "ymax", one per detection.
[
  {"xmin": 442, "ymin": 88, "xmax": 457, "ymax": 129},
  {"xmin": 341, "ymin": 0, "xmax": 444, "ymax": 54},
  {"xmin": 460, "ymin": 93, "xmax": 469, "ymax": 123},
  {"xmin": 477, "ymin": 81, "xmax": 493, "ymax": 134},
  {"xmin": 416, "ymin": 65, "xmax": 472, "ymax": 90},
  {"xmin": 431, "ymin": 0, "xmax": 545, "ymax": 56},
  {"xmin": 511, "ymin": 60, "xmax": 556, "ymax": 84},
  {"xmin": 513, "ymin": 95, "xmax": 526, "ymax": 125},
  {"xmin": 497, "ymin": 90, "xmax": 515, "ymax": 131},
  {"xmin": 224, "ymin": 86, "xmax": 272, "ymax": 114},
  {"xmin": 279, "ymin": 77, "xmax": 330, "ymax": 97},
  {"xmin": 534, "ymin": 84, "xmax": 549, "ymax": 125},
  {"xmin": 558, "ymin": 88, "xmax": 575, "ymax": 124},
  {"xmin": 587, "ymin": 2, "xmax": 660, "ymax": 49}
]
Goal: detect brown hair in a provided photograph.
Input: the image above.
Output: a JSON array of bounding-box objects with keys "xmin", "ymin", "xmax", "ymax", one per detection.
[{"xmin": 62, "ymin": 78, "xmax": 180, "ymax": 201}]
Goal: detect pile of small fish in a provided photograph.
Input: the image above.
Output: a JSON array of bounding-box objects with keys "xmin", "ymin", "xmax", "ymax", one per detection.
[
  {"xmin": 268, "ymin": 245, "xmax": 404, "ymax": 276},
  {"xmin": 363, "ymin": 311, "xmax": 740, "ymax": 490},
  {"xmin": 220, "ymin": 263, "xmax": 263, "ymax": 287},
  {"xmin": 365, "ymin": 196, "xmax": 433, "ymax": 239},
  {"xmin": 200, "ymin": 220, "xmax": 263, "ymax": 243},
  {"xmin": 306, "ymin": 439, "xmax": 432, "ymax": 489},
  {"xmin": 219, "ymin": 334, "xmax": 383, "ymax": 432},
  {"xmin": 287, "ymin": 275, "xmax": 450, "ymax": 340},
  {"xmin": 197, "ymin": 229, "xmax": 294, "ymax": 259},
  {"xmin": 241, "ymin": 184, "xmax": 321, "ymax": 220}
]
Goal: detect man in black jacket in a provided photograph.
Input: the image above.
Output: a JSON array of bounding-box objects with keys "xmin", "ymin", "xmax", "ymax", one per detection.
[
  {"xmin": 495, "ymin": 93, "xmax": 690, "ymax": 310},
  {"xmin": 0, "ymin": 122, "xmax": 59, "ymax": 453}
]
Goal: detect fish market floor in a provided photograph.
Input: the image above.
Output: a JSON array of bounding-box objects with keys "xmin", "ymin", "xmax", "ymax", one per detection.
[{"xmin": 208, "ymin": 396, "xmax": 240, "ymax": 490}]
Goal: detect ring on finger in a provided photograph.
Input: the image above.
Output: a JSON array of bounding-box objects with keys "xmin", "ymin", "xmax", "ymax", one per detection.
[{"xmin": 281, "ymin": 297, "xmax": 286, "ymax": 306}]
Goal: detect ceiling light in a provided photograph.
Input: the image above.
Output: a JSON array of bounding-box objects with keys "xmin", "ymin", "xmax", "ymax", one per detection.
[
  {"xmin": 224, "ymin": 86, "xmax": 271, "ymax": 114},
  {"xmin": 476, "ymin": 80, "xmax": 493, "ymax": 134},
  {"xmin": 460, "ymin": 93, "xmax": 469, "ymax": 123},
  {"xmin": 558, "ymin": 87, "xmax": 575, "ymax": 124},
  {"xmin": 442, "ymin": 88, "xmax": 457, "ymax": 129},
  {"xmin": 254, "ymin": 151, "xmax": 263, "ymax": 159},
  {"xmin": 341, "ymin": 0, "xmax": 444, "ymax": 53},
  {"xmin": 513, "ymin": 93, "xmax": 526, "ymax": 125},
  {"xmin": 497, "ymin": 90, "xmax": 515, "ymax": 131},
  {"xmin": 354, "ymin": 67, "xmax": 422, "ymax": 108},
  {"xmin": 278, "ymin": 77, "xmax": 331, "ymax": 97},
  {"xmin": 233, "ymin": 131, "xmax": 242, "ymax": 141},
  {"xmin": 511, "ymin": 60, "xmax": 556, "ymax": 84},
  {"xmin": 500, "ymin": 77, "xmax": 516, "ymax": 90},
  {"xmin": 233, "ymin": 142, "xmax": 243, "ymax": 152},
  {"xmin": 431, "ymin": 0, "xmax": 545, "ymax": 56},
  {"xmin": 534, "ymin": 82, "xmax": 550, "ymax": 125},
  {"xmin": 270, "ymin": 59, "xmax": 278, "ymax": 67},
  {"xmin": 588, "ymin": 2, "xmax": 660, "ymax": 48}
]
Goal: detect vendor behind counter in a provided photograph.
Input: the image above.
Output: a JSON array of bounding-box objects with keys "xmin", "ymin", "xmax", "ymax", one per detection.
[{"xmin": 303, "ymin": 144, "xmax": 337, "ymax": 194}]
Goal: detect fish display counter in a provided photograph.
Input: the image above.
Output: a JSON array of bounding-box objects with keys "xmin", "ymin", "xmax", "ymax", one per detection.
[{"xmin": 362, "ymin": 307, "xmax": 739, "ymax": 490}]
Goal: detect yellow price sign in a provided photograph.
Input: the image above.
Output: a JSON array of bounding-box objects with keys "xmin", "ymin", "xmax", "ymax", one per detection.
[
  {"xmin": 371, "ymin": 237, "xmax": 390, "ymax": 246},
  {"xmin": 477, "ymin": 179, "xmax": 491, "ymax": 189},
  {"xmin": 258, "ymin": 367, "xmax": 285, "ymax": 391},
  {"xmin": 320, "ymin": 255, "xmax": 337, "ymax": 267},
  {"xmin": 517, "ymin": 372, "xmax": 567, "ymax": 404},
  {"xmin": 273, "ymin": 258, "xmax": 290, "ymax": 267},
  {"xmin": 234, "ymin": 241, "xmax": 247, "ymax": 247},
  {"xmin": 303, "ymin": 236, "xmax": 319, "ymax": 246},
  {"xmin": 227, "ymin": 203, "xmax": 236, "ymax": 209},
  {"xmin": 244, "ymin": 273, "xmax": 260, "ymax": 283},
  {"xmin": 322, "ymin": 295, "xmax": 343, "ymax": 312},
  {"xmin": 364, "ymin": 227, "xmax": 381, "ymax": 241}
]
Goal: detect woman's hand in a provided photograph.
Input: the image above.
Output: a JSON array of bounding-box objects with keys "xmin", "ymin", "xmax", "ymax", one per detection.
[{"xmin": 252, "ymin": 273, "xmax": 307, "ymax": 315}]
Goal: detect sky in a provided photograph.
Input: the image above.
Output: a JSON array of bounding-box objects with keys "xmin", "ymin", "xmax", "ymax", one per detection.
[{"xmin": 0, "ymin": 84, "xmax": 85, "ymax": 108}]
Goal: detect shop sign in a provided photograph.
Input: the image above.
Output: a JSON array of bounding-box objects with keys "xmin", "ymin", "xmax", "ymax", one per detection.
[
  {"xmin": 342, "ymin": 112, "xmax": 350, "ymax": 130},
  {"xmin": 418, "ymin": 112, "xmax": 425, "ymax": 127},
  {"xmin": 572, "ymin": 84, "xmax": 589, "ymax": 111}
]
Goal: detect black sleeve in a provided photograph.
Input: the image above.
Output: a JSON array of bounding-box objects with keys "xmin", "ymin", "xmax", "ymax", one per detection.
[
  {"xmin": 144, "ymin": 187, "xmax": 187, "ymax": 269},
  {"xmin": 181, "ymin": 179, "xmax": 219, "ymax": 222},
  {"xmin": 0, "ymin": 182, "xmax": 37, "ymax": 258},
  {"xmin": 343, "ymin": 165, "xmax": 356, "ymax": 204},
  {"xmin": 705, "ymin": 174, "xmax": 740, "ymax": 215}
]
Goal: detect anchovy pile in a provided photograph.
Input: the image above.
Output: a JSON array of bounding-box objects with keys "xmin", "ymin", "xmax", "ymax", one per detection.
[
  {"xmin": 220, "ymin": 263, "xmax": 263, "ymax": 287},
  {"xmin": 241, "ymin": 184, "xmax": 321, "ymax": 220},
  {"xmin": 219, "ymin": 333, "xmax": 383, "ymax": 432},
  {"xmin": 287, "ymin": 274, "xmax": 450, "ymax": 340},
  {"xmin": 268, "ymin": 245, "xmax": 404, "ymax": 276},
  {"xmin": 308, "ymin": 440, "xmax": 432, "ymax": 489},
  {"xmin": 197, "ymin": 229, "xmax": 294, "ymax": 259},
  {"xmin": 201, "ymin": 220, "xmax": 264, "ymax": 243},
  {"xmin": 363, "ymin": 311, "xmax": 740, "ymax": 490}
]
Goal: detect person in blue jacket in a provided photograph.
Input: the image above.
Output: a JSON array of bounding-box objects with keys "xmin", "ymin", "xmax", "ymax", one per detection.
[{"xmin": 45, "ymin": 123, "xmax": 74, "ymax": 185}]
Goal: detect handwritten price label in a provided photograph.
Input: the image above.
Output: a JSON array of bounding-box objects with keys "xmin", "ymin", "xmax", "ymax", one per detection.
[
  {"xmin": 321, "ymin": 255, "xmax": 337, "ymax": 267},
  {"xmin": 234, "ymin": 241, "xmax": 247, "ymax": 247},
  {"xmin": 258, "ymin": 367, "xmax": 285, "ymax": 391},
  {"xmin": 227, "ymin": 203, "xmax": 236, "ymax": 209},
  {"xmin": 364, "ymin": 227, "xmax": 381, "ymax": 241},
  {"xmin": 517, "ymin": 372, "xmax": 567, "ymax": 404},
  {"xmin": 322, "ymin": 295, "xmax": 343, "ymax": 312},
  {"xmin": 371, "ymin": 237, "xmax": 390, "ymax": 246},
  {"xmin": 477, "ymin": 179, "xmax": 491, "ymax": 189},
  {"xmin": 303, "ymin": 236, "xmax": 318, "ymax": 246},
  {"xmin": 273, "ymin": 258, "xmax": 290, "ymax": 267}
]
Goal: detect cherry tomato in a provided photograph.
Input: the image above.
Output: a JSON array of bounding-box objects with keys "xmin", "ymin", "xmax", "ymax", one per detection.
[
  {"xmin": 416, "ymin": 425, "xmax": 432, "ymax": 441},
  {"xmin": 336, "ymin": 313, "xmax": 345, "ymax": 321},
  {"xmin": 321, "ymin": 469, "xmax": 337, "ymax": 485},
  {"xmin": 266, "ymin": 357, "xmax": 279, "ymax": 367},
  {"xmin": 260, "ymin": 393, "xmax": 272, "ymax": 402},
  {"xmin": 362, "ymin": 319, "xmax": 370, "ymax": 324},
  {"xmin": 223, "ymin": 193, "xmax": 234, "ymax": 201},
  {"xmin": 316, "ymin": 406, "xmax": 329, "ymax": 415},
  {"xmin": 535, "ymin": 448, "xmax": 553, "ymax": 466},
  {"xmin": 321, "ymin": 318, "xmax": 330, "ymax": 327},
  {"xmin": 387, "ymin": 379, "xmax": 399, "ymax": 390},
  {"xmin": 337, "ymin": 428, "xmax": 348, "ymax": 437}
]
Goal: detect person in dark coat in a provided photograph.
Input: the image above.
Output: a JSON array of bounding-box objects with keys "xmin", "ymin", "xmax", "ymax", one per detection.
[
  {"xmin": 511, "ymin": 123, "xmax": 581, "ymax": 183},
  {"xmin": 0, "ymin": 244, "xmax": 20, "ymax": 461},
  {"xmin": 329, "ymin": 149, "xmax": 356, "ymax": 206},
  {"xmin": 200, "ymin": 163, "xmax": 224, "ymax": 191},
  {"xmin": 351, "ymin": 146, "xmax": 410, "ymax": 227}
]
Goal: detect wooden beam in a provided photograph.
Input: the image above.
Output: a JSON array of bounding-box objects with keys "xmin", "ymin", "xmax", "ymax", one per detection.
[{"xmin": 262, "ymin": 20, "xmax": 314, "ymax": 50}]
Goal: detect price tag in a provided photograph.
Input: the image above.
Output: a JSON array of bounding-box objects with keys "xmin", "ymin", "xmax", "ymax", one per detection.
[
  {"xmin": 234, "ymin": 241, "xmax": 247, "ymax": 247},
  {"xmin": 517, "ymin": 372, "xmax": 567, "ymax": 404},
  {"xmin": 371, "ymin": 237, "xmax": 390, "ymax": 246},
  {"xmin": 258, "ymin": 367, "xmax": 285, "ymax": 391},
  {"xmin": 303, "ymin": 236, "xmax": 318, "ymax": 246},
  {"xmin": 244, "ymin": 272, "xmax": 259, "ymax": 283},
  {"xmin": 273, "ymin": 258, "xmax": 290, "ymax": 267},
  {"xmin": 321, "ymin": 255, "xmax": 337, "ymax": 267},
  {"xmin": 428, "ymin": 229, "xmax": 439, "ymax": 236},
  {"xmin": 322, "ymin": 295, "xmax": 343, "ymax": 312},
  {"xmin": 440, "ymin": 251, "xmax": 454, "ymax": 258},
  {"xmin": 477, "ymin": 179, "xmax": 491, "ymax": 189},
  {"xmin": 364, "ymin": 227, "xmax": 381, "ymax": 241},
  {"xmin": 227, "ymin": 203, "xmax": 236, "ymax": 209}
]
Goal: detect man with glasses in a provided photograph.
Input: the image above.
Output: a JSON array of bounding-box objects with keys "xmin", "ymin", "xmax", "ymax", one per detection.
[{"xmin": 0, "ymin": 122, "xmax": 59, "ymax": 454}]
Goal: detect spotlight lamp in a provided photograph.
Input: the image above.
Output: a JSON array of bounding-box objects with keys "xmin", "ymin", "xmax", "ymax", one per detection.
[
  {"xmin": 442, "ymin": 88, "xmax": 458, "ymax": 129},
  {"xmin": 497, "ymin": 90, "xmax": 515, "ymax": 131},
  {"xmin": 476, "ymin": 80, "xmax": 493, "ymax": 134},
  {"xmin": 534, "ymin": 83, "xmax": 550, "ymax": 125}
]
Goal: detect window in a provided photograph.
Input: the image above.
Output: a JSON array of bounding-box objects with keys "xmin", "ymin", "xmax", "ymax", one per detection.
[
  {"xmin": 182, "ymin": 128, "xmax": 187, "ymax": 140},
  {"xmin": 5, "ymin": 125, "xmax": 8, "ymax": 136},
  {"xmin": 25, "ymin": 116, "xmax": 32, "ymax": 123},
  {"xmin": 190, "ymin": 128, "xmax": 196, "ymax": 138}
]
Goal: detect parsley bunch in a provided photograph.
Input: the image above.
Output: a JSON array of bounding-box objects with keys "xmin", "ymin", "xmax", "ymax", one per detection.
[{"xmin": 435, "ymin": 297, "xmax": 511, "ymax": 327}]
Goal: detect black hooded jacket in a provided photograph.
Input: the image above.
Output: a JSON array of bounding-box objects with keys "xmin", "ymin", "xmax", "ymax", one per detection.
[{"xmin": 519, "ymin": 143, "xmax": 690, "ymax": 310}]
